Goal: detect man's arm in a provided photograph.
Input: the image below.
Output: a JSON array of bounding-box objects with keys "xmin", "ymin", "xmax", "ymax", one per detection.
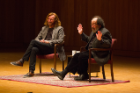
[
  {"xmin": 81, "ymin": 33, "xmax": 90, "ymax": 43},
  {"xmin": 35, "ymin": 26, "xmax": 46, "ymax": 41},
  {"xmin": 46, "ymin": 27, "xmax": 65, "ymax": 44},
  {"xmin": 77, "ymin": 23, "xmax": 89, "ymax": 43},
  {"xmin": 95, "ymin": 30, "xmax": 112, "ymax": 48}
]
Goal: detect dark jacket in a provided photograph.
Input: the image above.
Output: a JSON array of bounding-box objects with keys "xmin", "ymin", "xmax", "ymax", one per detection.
[{"xmin": 81, "ymin": 28, "xmax": 112, "ymax": 65}]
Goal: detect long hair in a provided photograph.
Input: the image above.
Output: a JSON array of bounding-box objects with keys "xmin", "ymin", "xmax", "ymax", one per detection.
[{"xmin": 44, "ymin": 12, "xmax": 61, "ymax": 27}]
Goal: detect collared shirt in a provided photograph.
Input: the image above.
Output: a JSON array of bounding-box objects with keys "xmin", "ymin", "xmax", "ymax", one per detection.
[{"xmin": 45, "ymin": 28, "xmax": 54, "ymax": 40}]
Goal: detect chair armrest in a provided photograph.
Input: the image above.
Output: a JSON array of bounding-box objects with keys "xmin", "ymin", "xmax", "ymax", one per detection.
[
  {"xmin": 88, "ymin": 48, "xmax": 112, "ymax": 63},
  {"xmin": 54, "ymin": 35, "xmax": 66, "ymax": 47},
  {"xmin": 54, "ymin": 41, "xmax": 65, "ymax": 54},
  {"xmin": 53, "ymin": 35, "xmax": 66, "ymax": 55},
  {"xmin": 54, "ymin": 41, "xmax": 65, "ymax": 47},
  {"xmin": 54, "ymin": 35, "xmax": 65, "ymax": 47}
]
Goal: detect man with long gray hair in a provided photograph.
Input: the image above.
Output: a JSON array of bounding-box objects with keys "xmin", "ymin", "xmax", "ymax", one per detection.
[{"xmin": 51, "ymin": 16, "xmax": 112, "ymax": 81}]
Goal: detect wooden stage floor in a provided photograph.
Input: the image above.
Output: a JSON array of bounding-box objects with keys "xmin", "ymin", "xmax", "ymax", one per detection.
[{"xmin": 0, "ymin": 52, "xmax": 140, "ymax": 93}]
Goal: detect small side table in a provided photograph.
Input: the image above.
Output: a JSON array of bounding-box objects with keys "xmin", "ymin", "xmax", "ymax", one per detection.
[{"xmin": 67, "ymin": 55, "xmax": 100, "ymax": 77}]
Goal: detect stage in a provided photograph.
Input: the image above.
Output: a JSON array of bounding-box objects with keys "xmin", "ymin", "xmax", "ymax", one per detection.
[{"xmin": 0, "ymin": 52, "xmax": 140, "ymax": 93}]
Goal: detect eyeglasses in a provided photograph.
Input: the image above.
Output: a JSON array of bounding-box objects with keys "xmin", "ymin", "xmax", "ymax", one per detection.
[{"xmin": 91, "ymin": 23, "xmax": 97, "ymax": 26}]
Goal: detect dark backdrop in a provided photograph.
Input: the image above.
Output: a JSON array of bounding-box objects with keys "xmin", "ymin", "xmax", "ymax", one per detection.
[{"xmin": 0, "ymin": 0, "xmax": 140, "ymax": 57}]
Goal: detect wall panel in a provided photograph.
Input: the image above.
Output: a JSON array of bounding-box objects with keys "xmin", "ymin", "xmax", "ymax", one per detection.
[{"xmin": 0, "ymin": 0, "xmax": 140, "ymax": 57}]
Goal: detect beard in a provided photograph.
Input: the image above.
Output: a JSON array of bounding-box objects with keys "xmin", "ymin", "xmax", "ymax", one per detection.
[
  {"xmin": 48, "ymin": 22, "xmax": 53, "ymax": 25},
  {"xmin": 48, "ymin": 22, "xmax": 55, "ymax": 27},
  {"xmin": 92, "ymin": 27, "xmax": 99, "ymax": 33}
]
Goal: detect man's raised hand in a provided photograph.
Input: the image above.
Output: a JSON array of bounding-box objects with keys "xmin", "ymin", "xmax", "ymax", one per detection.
[
  {"xmin": 77, "ymin": 23, "xmax": 83, "ymax": 35},
  {"xmin": 96, "ymin": 31, "xmax": 102, "ymax": 41}
]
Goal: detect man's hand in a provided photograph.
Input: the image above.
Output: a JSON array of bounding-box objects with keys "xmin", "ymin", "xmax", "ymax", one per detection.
[
  {"xmin": 77, "ymin": 23, "xmax": 83, "ymax": 35},
  {"xmin": 40, "ymin": 39, "xmax": 45, "ymax": 43},
  {"xmin": 44, "ymin": 40, "xmax": 50, "ymax": 44},
  {"xmin": 40, "ymin": 39, "xmax": 50, "ymax": 44},
  {"xmin": 96, "ymin": 31, "xmax": 102, "ymax": 41}
]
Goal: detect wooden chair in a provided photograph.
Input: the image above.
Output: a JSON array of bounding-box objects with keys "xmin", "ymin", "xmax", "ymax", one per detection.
[
  {"xmin": 88, "ymin": 38, "xmax": 117, "ymax": 82},
  {"xmin": 36, "ymin": 41, "xmax": 65, "ymax": 73},
  {"xmin": 80, "ymin": 46, "xmax": 100, "ymax": 77}
]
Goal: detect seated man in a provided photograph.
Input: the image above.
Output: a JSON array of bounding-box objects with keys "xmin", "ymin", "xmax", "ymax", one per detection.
[
  {"xmin": 10, "ymin": 12, "xmax": 66, "ymax": 78},
  {"xmin": 51, "ymin": 16, "xmax": 112, "ymax": 80}
]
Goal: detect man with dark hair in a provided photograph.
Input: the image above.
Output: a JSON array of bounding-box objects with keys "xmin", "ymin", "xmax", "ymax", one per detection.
[
  {"xmin": 51, "ymin": 16, "xmax": 112, "ymax": 81},
  {"xmin": 10, "ymin": 12, "xmax": 66, "ymax": 78}
]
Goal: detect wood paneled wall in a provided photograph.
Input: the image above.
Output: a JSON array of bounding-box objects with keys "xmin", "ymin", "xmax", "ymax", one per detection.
[
  {"xmin": 0, "ymin": 0, "xmax": 36, "ymax": 49},
  {"xmin": 0, "ymin": 0, "xmax": 140, "ymax": 57}
]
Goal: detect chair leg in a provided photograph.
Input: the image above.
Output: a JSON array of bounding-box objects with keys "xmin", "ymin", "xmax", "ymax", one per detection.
[
  {"xmin": 54, "ymin": 56, "xmax": 57, "ymax": 70},
  {"xmin": 102, "ymin": 65, "xmax": 106, "ymax": 80},
  {"xmin": 96, "ymin": 72, "xmax": 98, "ymax": 77},
  {"xmin": 88, "ymin": 64, "xmax": 91, "ymax": 82},
  {"xmin": 110, "ymin": 63, "xmax": 114, "ymax": 82},
  {"xmin": 62, "ymin": 61, "xmax": 64, "ymax": 70},
  {"xmin": 39, "ymin": 59, "xmax": 42, "ymax": 73}
]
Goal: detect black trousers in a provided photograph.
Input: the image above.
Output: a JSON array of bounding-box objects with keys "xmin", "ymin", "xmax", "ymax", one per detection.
[
  {"xmin": 66, "ymin": 51, "xmax": 93, "ymax": 75},
  {"xmin": 22, "ymin": 40, "xmax": 54, "ymax": 71}
]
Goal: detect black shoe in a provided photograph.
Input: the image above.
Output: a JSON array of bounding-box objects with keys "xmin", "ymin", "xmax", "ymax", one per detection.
[
  {"xmin": 23, "ymin": 72, "xmax": 34, "ymax": 78},
  {"xmin": 51, "ymin": 68, "xmax": 64, "ymax": 80},
  {"xmin": 74, "ymin": 73, "xmax": 89, "ymax": 81},
  {"xmin": 10, "ymin": 59, "xmax": 23, "ymax": 67}
]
